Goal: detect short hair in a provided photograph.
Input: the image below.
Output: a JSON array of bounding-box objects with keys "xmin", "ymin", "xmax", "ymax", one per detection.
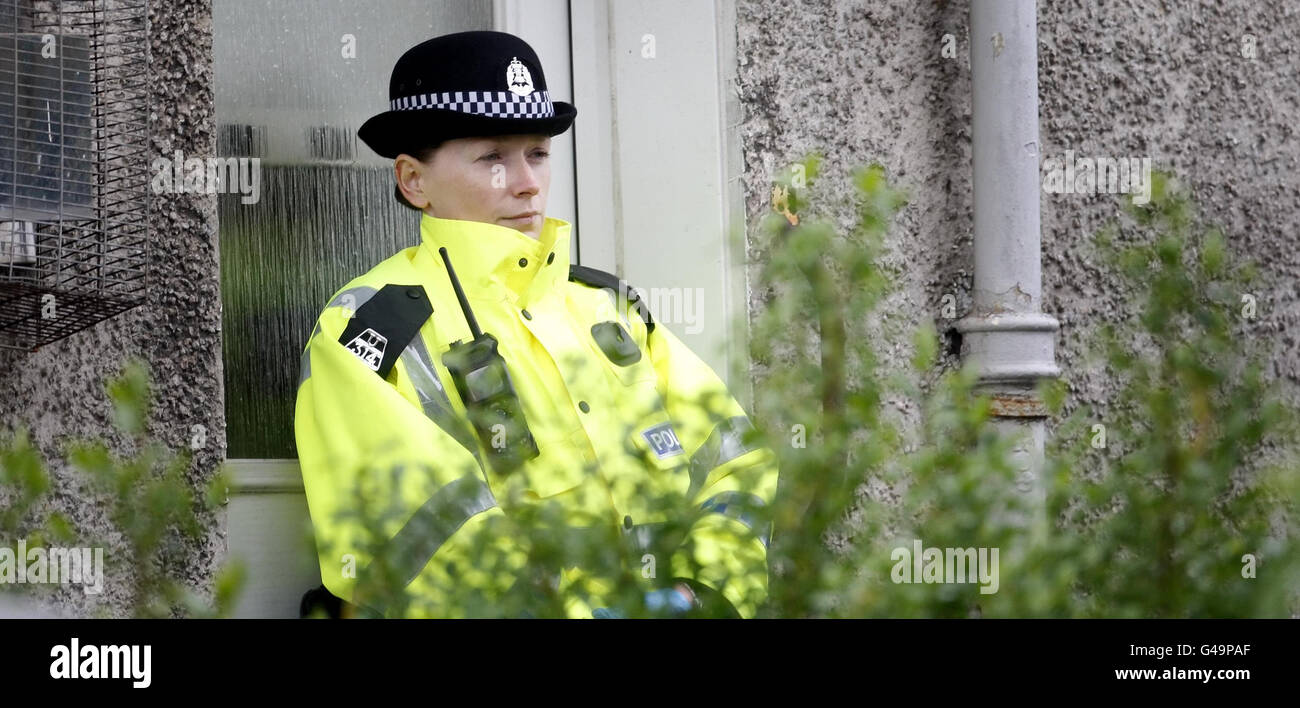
[{"xmin": 393, "ymin": 140, "xmax": 445, "ymax": 211}]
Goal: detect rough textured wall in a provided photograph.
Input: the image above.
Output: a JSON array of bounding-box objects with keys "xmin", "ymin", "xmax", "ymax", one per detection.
[
  {"xmin": 735, "ymin": 0, "xmax": 1300, "ymax": 504},
  {"xmin": 0, "ymin": 0, "xmax": 222, "ymax": 617},
  {"xmin": 736, "ymin": 0, "xmax": 976, "ymax": 462},
  {"xmin": 1036, "ymin": 1, "xmax": 1300, "ymax": 411}
]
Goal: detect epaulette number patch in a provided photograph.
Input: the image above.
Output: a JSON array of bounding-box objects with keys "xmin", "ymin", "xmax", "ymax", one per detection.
[{"xmin": 345, "ymin": 327, "xmax": 388, "ymax": 372}]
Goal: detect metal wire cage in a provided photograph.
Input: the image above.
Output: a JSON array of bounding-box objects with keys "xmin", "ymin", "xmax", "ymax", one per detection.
[{"xmin": 0, "ymin": 0, "xmax": 149, "ymax": 351}]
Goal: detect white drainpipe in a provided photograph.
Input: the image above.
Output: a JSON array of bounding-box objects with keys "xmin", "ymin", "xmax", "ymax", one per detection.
[{"xmin": 955, "ymin": 0, "xmax": 1061, "ymax": 521}]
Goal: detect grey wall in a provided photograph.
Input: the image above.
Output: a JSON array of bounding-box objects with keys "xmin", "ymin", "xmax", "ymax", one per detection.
[
  {"xmin": 0, "ymin": 0, "xmax": 222, "ymax": 618},
  {"xmin": 735, "ymin": 0, "xmax": 1300, "ymax": 438},
  {"xmin": 1036, "ymin": 1, "xmax": 1300, "ymax": 410}
]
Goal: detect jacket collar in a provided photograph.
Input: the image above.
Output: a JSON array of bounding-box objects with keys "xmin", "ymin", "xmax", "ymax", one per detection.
[{"xmin": 413, "ymin": 212, "xmax": 572, "ymax": 307}]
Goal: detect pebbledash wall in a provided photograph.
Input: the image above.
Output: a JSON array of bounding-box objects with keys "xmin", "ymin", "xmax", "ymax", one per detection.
[
  {"xmin": 0, "ymin": 0, "xmax": 224, "ymax": 618},
  {"xmin": 736, "ymin": 2, "xmax": 1300, "ymax": 477},
  {"xmin": 3, "ymin": 0, "xmax": 1299, "ymax": 617}
]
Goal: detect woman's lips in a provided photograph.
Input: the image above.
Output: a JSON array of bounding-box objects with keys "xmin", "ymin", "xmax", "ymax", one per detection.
[{"xmin": 502, "ymin": 214, "xmax": 538, "ymax": 223}]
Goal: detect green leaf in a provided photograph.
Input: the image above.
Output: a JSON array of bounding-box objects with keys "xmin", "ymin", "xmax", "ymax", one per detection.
[
  {"xmin": 107, "ymin": 360, "xmax": 151, "ymax": 437},
  {"xmin": 911, "ymin": 322, "xmax": 939, "ymax": 373}
]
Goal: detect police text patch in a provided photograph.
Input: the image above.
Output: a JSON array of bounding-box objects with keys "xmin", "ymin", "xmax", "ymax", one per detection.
[{"xmin": 641, "ymin": 422, "xmax": 684, "ymax": 460}]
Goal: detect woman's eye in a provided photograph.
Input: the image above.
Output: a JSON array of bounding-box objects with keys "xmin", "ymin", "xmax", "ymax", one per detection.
[{"xmin": 479, "ymin": 150, "xmax": 547, "ymax": 161}]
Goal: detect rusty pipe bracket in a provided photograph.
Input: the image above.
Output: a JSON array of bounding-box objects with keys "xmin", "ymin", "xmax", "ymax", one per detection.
[{"xmin": 954, "ymin": 311, "xmax": 1060, "ymax": 418}]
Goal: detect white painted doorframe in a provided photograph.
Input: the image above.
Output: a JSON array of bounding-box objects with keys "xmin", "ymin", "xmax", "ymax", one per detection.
[{"xmin": 564, "ymin": 0, "xmax": 750, "ymax": 399}]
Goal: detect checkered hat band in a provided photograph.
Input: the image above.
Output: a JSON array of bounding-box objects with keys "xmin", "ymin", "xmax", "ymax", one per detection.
[{"xmin": 390, "ymin": 90, "xmax": 555, "ymax": 118}]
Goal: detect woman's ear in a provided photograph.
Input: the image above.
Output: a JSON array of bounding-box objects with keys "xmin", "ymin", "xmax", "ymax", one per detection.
[{"xmin": 394, "ymin": 155, "xmax": 430, "ymax": 210}]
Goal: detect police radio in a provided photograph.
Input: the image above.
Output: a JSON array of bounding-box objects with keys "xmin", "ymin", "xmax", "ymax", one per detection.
[{"xmin": 437, "ymin": 247, "xmax": 540, "ymax": 472}]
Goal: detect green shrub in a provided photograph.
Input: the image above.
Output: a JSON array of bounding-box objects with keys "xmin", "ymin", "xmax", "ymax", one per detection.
[{"xmin": 748, "ymin": 158, "xmax": 1299, "ymax": 618}]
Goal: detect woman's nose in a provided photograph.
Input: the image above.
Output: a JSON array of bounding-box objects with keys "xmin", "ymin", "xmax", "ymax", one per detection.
[{"xmin": 509, "ymin": 156, "xmax": 541, "ymax": 195}]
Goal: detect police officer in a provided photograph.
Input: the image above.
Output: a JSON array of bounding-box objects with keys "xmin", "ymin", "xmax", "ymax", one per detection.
[{"xmin": 295, "ymin": 31, "xmax": 777, "ymax": 619}]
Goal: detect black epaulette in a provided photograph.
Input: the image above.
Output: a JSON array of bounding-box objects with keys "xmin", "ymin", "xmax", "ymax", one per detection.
[
  {"xmin": 337, "ymin": 284, "xmax": 433, "ymax": 379},
  {"xmin": 568, "ymin": 264, "xmax": 655, "ymax": 335}
]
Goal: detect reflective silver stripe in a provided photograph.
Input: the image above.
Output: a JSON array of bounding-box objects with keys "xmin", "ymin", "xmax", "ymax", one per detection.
[
  {"xmin": 699, "ymin": 491, "xmax": 771, "ymax": 548},
  {"xmin": 687, "ymin": 416, "xmax": 760, "ymax": 500},
  {"xmin": 399, "ymin": 330, "xmax": 485, "ymax": 472},
  {"xmin": 297, "ymin": 340, "xmax": 312, "ymax": 389},
  {"xmin": 361, "ymin": 473, "xmax": 498, "ymax": 601},
  {"xmin": 327, "ymin": 285, "xmax": 377, "ymax": 313},
  {"xmin": 298, "ymin": 287, "xmax": 377, "ymax": 390},
  {"xmin": 298, "ymin": 323, "xmax": 322, "ymax": 390}
]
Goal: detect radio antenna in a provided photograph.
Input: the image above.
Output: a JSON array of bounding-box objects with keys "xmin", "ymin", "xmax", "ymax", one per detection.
[{"xmin": 439, "ymin": 247, "xmax": 482, "ymax": 339}]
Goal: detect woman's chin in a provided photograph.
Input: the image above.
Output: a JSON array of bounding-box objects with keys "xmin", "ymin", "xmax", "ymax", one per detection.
[{"xmin": 500, "ymin": 219, "xmax": 541, "ymax": 239}]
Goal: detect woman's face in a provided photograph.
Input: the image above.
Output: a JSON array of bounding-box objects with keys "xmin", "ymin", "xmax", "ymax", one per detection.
[{"xmin": 395, "ymin": 133, "xmax": 552, "ymax": 239}]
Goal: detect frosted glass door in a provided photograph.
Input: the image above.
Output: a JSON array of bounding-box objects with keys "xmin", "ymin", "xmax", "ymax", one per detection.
[{"xmin": 215, "ymin": 1, "xmax": 494, "ymax": 458}]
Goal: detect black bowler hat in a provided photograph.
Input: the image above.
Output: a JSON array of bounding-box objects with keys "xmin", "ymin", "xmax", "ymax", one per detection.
[{"xmin": 358, "ymin": 31, "xmax": 577, "ymax": 159}]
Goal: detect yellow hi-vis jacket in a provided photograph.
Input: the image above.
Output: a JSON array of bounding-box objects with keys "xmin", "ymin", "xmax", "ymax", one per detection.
[{"xmin": 294, "ymin": 212, "xmax": 778, "ymax": 618}]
